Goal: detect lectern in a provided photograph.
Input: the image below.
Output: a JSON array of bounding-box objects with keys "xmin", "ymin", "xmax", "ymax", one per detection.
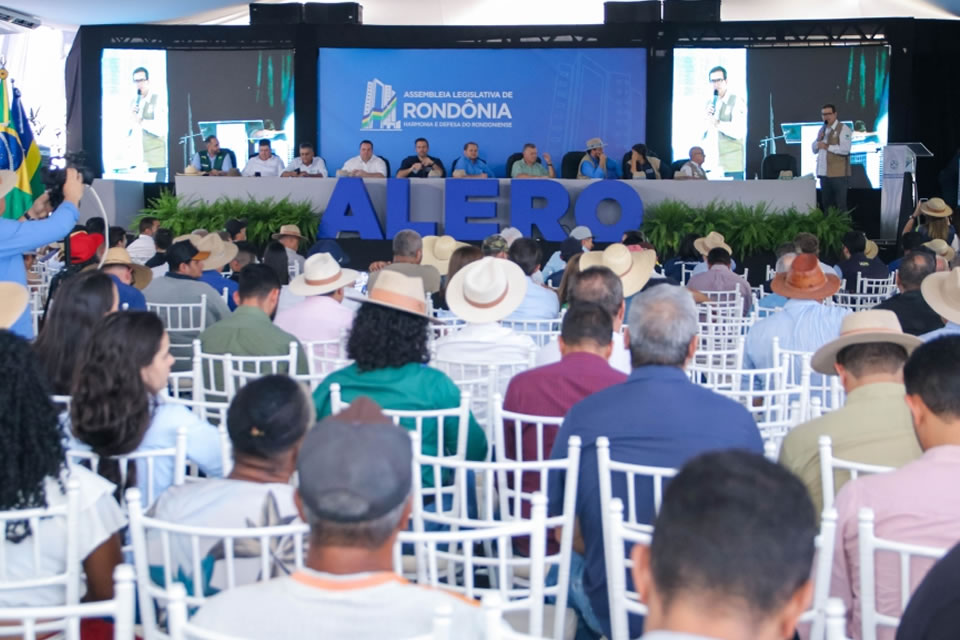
[{"xmin": 881, "ymin": 143, "xmax": 933, "ymax": 239}]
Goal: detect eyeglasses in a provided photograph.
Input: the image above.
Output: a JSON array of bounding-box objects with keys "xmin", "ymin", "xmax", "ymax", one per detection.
[
  {"xmin": 709, "ymin": 77, "xmax": 725, "ymax": 83},
  {"xmin": 821, "ymin": 111, "xmax": 834, "ymax": 116},
  {"xmin": 133, "ymin": 78, "xmax": 148, "ymax": 83}
]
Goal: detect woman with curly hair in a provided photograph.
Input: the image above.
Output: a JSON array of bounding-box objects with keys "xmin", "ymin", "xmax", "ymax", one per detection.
[
  {"xmin": 68, "ymin": 311, "xmax": 224, "ymax": 503},
  {"xmin": 312, "ymin": 271, "xmax": 487, "ymax": 486},
  {"xmin": 33, "ymin": 270, "xmax": 118, "ymax": 395},
  {"xmin": 0, "ymin": 330, "xmax": 125, "ymax": 606}
]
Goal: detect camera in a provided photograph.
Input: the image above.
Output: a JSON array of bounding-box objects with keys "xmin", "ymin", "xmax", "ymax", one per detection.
[{"xmin": 42, "ymin": 151, "xmax": 96, "ymax": 209}]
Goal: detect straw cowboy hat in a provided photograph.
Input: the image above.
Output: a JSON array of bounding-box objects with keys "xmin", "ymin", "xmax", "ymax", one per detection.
[
  {"xmin": 585, "ymin": 137, "xmax": 607, "ymax": 151},
  {"xmin": 289, "ymin": 253, "xmax": 359, "ymax": 297},
  {"xmin": 579, "ymin": 243, "xmax": 657, "ymax": 297},
  {"xmin": 921, "ymin": 266, "xmax": 960, "ymax": 325},
  {"xmin": 864, "ymin": 239, "xmax": 879, "ymax": 260},
  {"xmin": 96, "ymin": 247, "xmax": 154, "ymax": 290},
  {"xmin": 362, "ymin": 270, "xmax": 437, "ymax": 321},
  {"xmin": 420, "ymin": 235, "xmax": 469, "ymax": 276},
  {"xmin": 811, "ymin": 309, "xmax": 922, "ymax": 374},
  {"xmin": 445, "ymin": 256, "xmax": 528, "ymax": 324},
  {"xmin": 771, "ymin": 253, "xmax": 842, "ymax": 300},
  {"xmin": 920, "ymin": 197, "xmax": 952, "ymax": 218},
  {"xmin": 0, "ymin": 282, "xmax": 29, "ymax": 329},
  {"xmin": 194, "ymin": 233, "xmax": 238, "ymax": 272},
  {"xmin": 694, "ymin": 231, "xmax": 732, "ymax": 257},
  {"xmin": 272, "ymin": 224, "xmax": 306, "ymax": 241},
  {"xmin": 0, "ymin": 170, "xmax": 16, "ymax": 199},
  {"xmin": 923, "ymin": 238, "xmax": 956, "ymax": 263}
]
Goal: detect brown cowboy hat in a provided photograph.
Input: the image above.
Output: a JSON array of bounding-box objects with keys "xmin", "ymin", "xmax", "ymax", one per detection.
[{"xmin": 771, "ymin": 253, "xmax": 841, "ymax": 300}]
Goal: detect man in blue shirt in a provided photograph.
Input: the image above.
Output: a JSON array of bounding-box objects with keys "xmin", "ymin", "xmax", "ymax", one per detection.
[
  {"xmin": 548, "ymin": 285, "xmax": 763, "ymax": 639},
  {"xmin": 0, "ymin": 168, "xmax": 84, "ymax": 338},
  {"xmin": 577, "ymin": 138, "xmax": 619, "ymax": 179},
  {"xmin": 195, "ymin": 232, "xmax": 239, "ymax": 310},
  {"xmin": 451, "ymin": 142, "xmax": 493, "ymax": 178},
  {"xmin": 505, "ymin": 238, "xmax": 559, "ymax": 319},
  {"xmin": 98, "ymin": 247, "xmax": 151, "ymax": 310}
]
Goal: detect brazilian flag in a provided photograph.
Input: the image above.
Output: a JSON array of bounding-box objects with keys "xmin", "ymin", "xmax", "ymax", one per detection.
[{"xmin": 0, "ymin": 69, "xmax": 43, "ymax": 220}]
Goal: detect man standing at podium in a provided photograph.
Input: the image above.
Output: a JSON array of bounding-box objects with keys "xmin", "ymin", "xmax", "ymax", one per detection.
[{"xmin": 812, "ymin": 104, "xmax": 853, "ymax": 212}]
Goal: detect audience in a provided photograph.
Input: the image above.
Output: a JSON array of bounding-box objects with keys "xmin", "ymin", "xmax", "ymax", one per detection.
[
  {"xmin": 481, "ymin": 233, "xmax": 509, "ymax": 258},
  {"xmin": 506, "ymin": 238, "xmax": 560, "ymax": 319},
  {"xmin": 145, "ymin": 227, "xmax": 174, "ymax": 277},
  {"xmin": 68, "ymin": 311, "xmax": 223, "ymax": 502},
  {"xmin": 108, "ymin": 225, "xmax": 127, "ymax": 249},
  {"xmin": 745, "ymin": 253, "xmax": 849, "ymax": 369},
  {"xmin": 228, "ymin": 241, "xmax": 257, "ymax": 280},
  {"xmin": 555, "ymin": 252, "xmax": 584, "ymax": 307},
  {"xmin": 758, "ymin": 251, "xmax": 795, "ymax": 310},
  {"xmin": 367, "ymin": 229, "xmax": 442, "ymax": 294},
  {"xmin": 537, "ymin": 265, "xmax": 631, "ymax": 374},
  {"xmin": 225, "ymin": 218, "xmax": 247, "ymax": 243},
  {"xmin": 633, "ymin": 451, "xmax": 816, "ymax": 640},
  {"xmin": 687, "ymin": 247, "xmax": 751, "ymax": 315},
  {"xmin": 98, "ymin": 246, "xmax": 151, "ymax": 311},
  {"xmin": 901, "ymin": 197, "xmax": 958, "ymax": 250},
  {"xmin": 794, "ymin": 231, "xmax": 837, "ymax": 275},
  {"xmin": 271, "ymin": 224, "xmax": 307, "ymax": 275},
  {"xmin": 661, "ymin": 232, "xmax": 701, "ymax": 283},
  {"xmin": 542, "ymin": 226, "xmax": 593, "ymax": 281},
  {"xmin": 433, "ymin": 244, "xmax": 483, "ymax": 311},
  {"xmin": 548, "ymin": 284, "xmax": 763, "ymax": 639},
  {"xmin": 894, "ymin": 541, "xmax": 960, "ymax": 640},
  {"xmin": 190, "ymin": 398, "xmax": 496, "ymax": 638},
  {"xmin": 778, "ymin": 310, "xmax": 923, "ymax": 517},
  {"xmin": 33, "ymin": 270, "xmax": 118, "ymax": 395},
  {"xmin": 922, "ymin": 238, "xmax": 954, "ymax": 269},
  {"xmin": 148, "ymin": 374, "xmax": 311, "ymax": 592},
  {"xmin": 195, "ymin": 233, "xmax": 239, "ymax": 311},
  {"xmin": 919, "ymin": 266, "xmax": 960, "ymax": 341},
  {"xmin": 545, "ymin": 236, "xmax": 587, "ymax": 288},
  {"xmin": 126, "ymin": 216, "xmax": 160, "ymax": 264},
  {"xmin": 580, "ymin": 242, "xmax": 657, "ymax": 317},
  {"xmin": 690, "ymin": 232, "xmax": 738, "ymax": 276},
  {"xmin": 875, "ymin": 250, "xmax": 942, "ymax": 335},
  {"xmin": 419, "ymin": 234, "xmax": 468, "ymax": 283},
  {"xmin": 262, "ymin": 240, "xmax": 303, "ymax": 312},
  {"xmin": 0, "ymin": 330, "xmax": 125, "ymax": 606},
  {"xmin": 887, "ymin": 231, "xmax": 925, "ymax": 274},
  {"xmin": 830, "ymin": 336, "xmax": 960, "ymax": 639},
  {"xmin": 199, "ymin": 264, "xmax": 309, "ymax": 377},
  {"xmin": 836, "ymin": 231, "xmax": 888, "ymax": 292}
]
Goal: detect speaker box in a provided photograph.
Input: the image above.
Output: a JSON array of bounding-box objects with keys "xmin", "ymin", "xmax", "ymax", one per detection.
[
  {"xmin": 249, "ymin": 3, "xmax": 303, "ymax": 25},
  {"xmin": 604, "ymin": 1, "xmax": 662, "ymax": 23},
  {"xmin": 662, "ymin": 0, "xmax": 721, "ymax": 22},
  {"xmin": 303, "ymin": 2, "xmax": 363, "ymax": 25}
]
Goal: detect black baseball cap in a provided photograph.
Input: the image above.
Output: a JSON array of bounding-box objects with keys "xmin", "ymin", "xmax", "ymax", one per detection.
[{"xmin": 225, "ymin": 218, "xmax": 247, "ymax": 238}]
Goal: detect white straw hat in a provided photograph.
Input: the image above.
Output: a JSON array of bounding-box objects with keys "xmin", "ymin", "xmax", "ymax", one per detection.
[
  {"xmin": 289, "ymin": 253, "xmax": 359, "ymax": 297},
  {"xmin": 445, "ymin": 256, "xmax": 528, "ymax": 324}
]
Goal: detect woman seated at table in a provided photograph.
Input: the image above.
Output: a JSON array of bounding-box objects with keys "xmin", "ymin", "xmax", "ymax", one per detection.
[{"xmin": 625, "ymin": 143, "xmax": 661, "ymax": 180}]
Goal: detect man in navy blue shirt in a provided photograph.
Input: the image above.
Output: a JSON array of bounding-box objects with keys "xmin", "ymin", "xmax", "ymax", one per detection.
[
  {"xmin": 98, "ymin": 247, "xmax": 151, "ymax": 310},
  {"xmin": 548, "ymin": 284, "xmax": 764, "ymax": 639}
]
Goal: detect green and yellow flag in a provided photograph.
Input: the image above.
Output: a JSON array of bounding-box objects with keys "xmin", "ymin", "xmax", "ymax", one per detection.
[{"xmin": 0, "ymin": 68, "xmax": 43, "ymax": 220}]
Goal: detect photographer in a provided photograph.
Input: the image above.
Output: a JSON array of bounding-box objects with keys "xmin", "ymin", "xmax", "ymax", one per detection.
[{"xmin": 0, "ymin": 167, "xmax": 84, "ymax": 339}]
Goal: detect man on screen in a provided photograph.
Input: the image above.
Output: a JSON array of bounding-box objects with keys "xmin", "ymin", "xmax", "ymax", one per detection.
[
  {"xmin": 336, "ymin": 140, "xmax": 388, "ymax": 177},
  {"xmin": 812, "ymin": 103, "xmax": 853, "ymax": 212},
  {"xmin": 242, "ymin": 139, "xmax": 286, "ymax": 177},
  {"xmin": 703, "ymin": 66, "xmax": 746, "ymax": 179},
  {"xmin": 397, "ymin": 138, "xmax": 445, "ymax": 178},
  {"xmin": 452, "ymin": 142, "xmax": 493, "ymax": 178},
  {"xmin": 190, "ymin": 136, "xmax": 236, "ymax": 176},
  {"xmin": 282, "ymin": 143, "xmax": 328, "ymax": 177},
  {"xmin": 130, "ymin": 66, "xmax": 167, "ymax": 181},
  {"xmin": 511, "ymin": 143, "xmax": 555, "ymax": 179}
]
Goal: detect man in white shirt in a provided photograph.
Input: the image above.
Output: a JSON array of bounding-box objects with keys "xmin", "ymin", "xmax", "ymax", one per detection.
[
  {"xmin": 677, "ymin": 146, "xmax": 707, "ymax": 180},
  {"xmin": 811, "ymin": 103, "xmax": 853, "ymax": 212},
  {"xmin": 282, "ymin": 143, "xmax": 328, "ymax": 177},
  {"xmin": 337, "ymin": 140, "xmax": 388, "ymax": 177},
  {"xmin": 242, "ymin": 139, "xmax": 286, "ymax": 177},
  {"xmin": 126, "ymin": 216, "xmax": 160, "ymax": 264}
]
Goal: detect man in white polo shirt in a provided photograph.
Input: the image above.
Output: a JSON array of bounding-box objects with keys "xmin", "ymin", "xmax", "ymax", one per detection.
[
  {"xmin": 282, "ymin": 142, "xmax": 328, "ymax": 177},
  {"xmin": 337, "ymin": 140, "xmax": 388, "ymax": 178},
  {"xmin": 242, "ymin": 139, "xmax": 285, "ymax": 177}
]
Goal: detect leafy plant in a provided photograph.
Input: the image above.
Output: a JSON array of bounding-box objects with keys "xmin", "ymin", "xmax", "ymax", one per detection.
[
  {"xmin": 642, "ymin": 200, "xmax": 852, "ymax": 260},
  {"xmin": 135, "ymin": 191, "xmax": 320, "ymax": 248}
]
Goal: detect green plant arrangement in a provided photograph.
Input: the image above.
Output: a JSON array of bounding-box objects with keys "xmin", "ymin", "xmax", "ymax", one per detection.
[
  {"xmin": 135, "ymin": 191, "xmax": 320, "ymax": 248},
  {"xmin": 642, "ymin": 200, "xmax": 853, "ymax": 260}
]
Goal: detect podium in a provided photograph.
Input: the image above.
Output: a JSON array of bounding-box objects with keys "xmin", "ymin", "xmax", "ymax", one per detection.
[{"xmin": 881, "ymin": 143, "xmax": 933, "ymax": 239}]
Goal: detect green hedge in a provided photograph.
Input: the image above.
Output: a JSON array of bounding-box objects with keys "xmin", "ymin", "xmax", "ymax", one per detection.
[
  {"xmin": 137, "ymin": 191, "xmax": 320, "ymax": 248},
  {"xmin": 642, "ymin": 201, "xmax": 853, "ymax": 260}
]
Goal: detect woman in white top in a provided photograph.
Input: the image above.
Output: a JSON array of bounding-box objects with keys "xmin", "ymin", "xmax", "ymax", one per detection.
[
  {"xmin": 0, "ymin": 330, "xmax": 125, "ymax": 606},
  {"xmin": 68, "ymin": 311, "xmax": 224, "ymax": 504}
]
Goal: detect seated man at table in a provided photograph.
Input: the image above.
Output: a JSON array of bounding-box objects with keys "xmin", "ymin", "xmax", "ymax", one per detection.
[
  {"xmin": 190, "ymin": 135, "xmax": 237, "ymax": 176},
  {"xmin": 452, "ymin": 142, "xmax": 493, "ymax": 178},
  {"xmin": 336, "ymin": 140, "xmax": 387, "ymax": 177},
  {"xmin": 242, "ymin": 139, "xmax": 285, "ymax": 177},
  {"xmin": 676, "ymin": 146, "xmax": 707, "ymax": 180},
  {"xmin": 577, "ymin": 138, "xmax": 619, "ymax": 179},
  {"xmin": 282, "ymin": 142, "xmax": 328, "ymax": 177},
  {"xmin": 396, "ymin": 137, "xmax": 445, "ymax": 178},
  {"xmin": 511, "ymin": 143, "xmax": 555, "ymax": 179}
]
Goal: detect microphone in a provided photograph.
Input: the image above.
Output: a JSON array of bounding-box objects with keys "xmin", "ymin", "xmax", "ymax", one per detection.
[
  {"xmin": 128, "ymin": 89, "xmax": 142, "ymax": 137},
  {"xmin": 703, "ymin": 89, "xmax": 719, "ymax": 140}
]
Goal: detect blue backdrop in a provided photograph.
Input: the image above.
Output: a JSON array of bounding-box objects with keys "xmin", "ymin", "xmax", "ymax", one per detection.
[{"xmin": 318, "ymin": 48, "xmax": 647, "ymax": 178}]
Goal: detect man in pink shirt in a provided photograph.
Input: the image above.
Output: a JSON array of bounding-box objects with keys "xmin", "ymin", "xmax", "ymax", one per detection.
[
  {"xmin": 686, "ymin": 247, "xmax": 752, "ymax": 316},
  {"xmin": 830, "ymin": 335, "xmax": 960, "ymax": 640},
  {"xmin": 274, "ymin": 252, "xmax": 358, "ymax": 362}
]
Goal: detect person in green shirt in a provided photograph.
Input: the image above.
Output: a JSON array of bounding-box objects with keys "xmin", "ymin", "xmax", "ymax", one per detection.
[
  {"xmin": 511, "ymin": 143, "xmax": 555, "ymax": 179},
  {"xmin": 312, "ymin": 270, "xmax": 487, "ymax": 488}
]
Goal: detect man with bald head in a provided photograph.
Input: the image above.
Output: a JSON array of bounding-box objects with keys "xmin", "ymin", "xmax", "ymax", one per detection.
[{"xmin": 677, "ymin": 146, "xmax": 707, "ymax": 180}]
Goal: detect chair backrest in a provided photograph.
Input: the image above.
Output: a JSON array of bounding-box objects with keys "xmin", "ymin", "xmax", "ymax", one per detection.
[
  {"xmin": 760, "ymin": 153, "xmax": 799, "ymax": 179},
  {"xmin": 680, "ymin": 262, "xmax": 695, "ymax": 285},
  {"xmin": 126, "ymin": 487, "xmax": 309, "ymax": 640},
  {"xmin": 193, "ymin": 339, "xmax": 299, "ymax": 405},
  {"xmin": 505, "ymin": 152, "xmax": 524, "ymax": 177},
  {"xmin": 66, "ymin": 426, "xmax": 187, "ymax": 507},
  {"xmin": 670, "ymin": 158, "xmax": 689, "ymax": 175},
  {"xmin": 287, "ymin": 260, "xmax": 300, "ymax": 279},
  {"xmin": 825, "ymin": 598, "xmax": 853, "ymax": 640},
  {"xmin": 298, "ymin": 337, "xmax": 352, "ymax": 390},
  {"xmin": 856, "ymin": 272, "xmax": 896, "ymax": 297},
  {"xmin": 818, "ymin": 436, "xmax": 895, "ymax": 512},
  {"xmin": 772, "ymin": 340, "xmax": 846, "ymax": 421},
  {"xmin": 605, "ymin": 499, "xmax": 652, "ymax": 640},
  {"xmin": 766, "ymin": 264, "xmax": 776, "ymax": 281},
  {"xmin": 560, "ymin": 151, "xmax": 582, "ymax": 179},
  {"xmin": 698, "ymin": 289, "xmax": 744, "ymax": 318},
  {"xmin": 148, "ymin": 295, "xmax": 208, "ymax": 365},
  {"xmin": 831, "ymin": 292, "xmax": 885, "ymax": 312},
  {"xmin": 0, "ymin": 478, "xmax": 80, "ymax": 607},
  {"xmin": 493, "ymin": 397, "xmax": 566, "ymax": 466},
  {"xmin": 431, "ymin": 315, "xmax": 467, "ymax": 340},
  {"xmin": 857, "ymin": 507, "xmax": 948, "ymax": 640},
  {"xmin": 499, "ymin": 319, "xmax": 562, "ymax": 348},
  {"xmin": 797, "ymin": 508, "xmax": 839, "ymax": 640},
  {"xmin": 0, "ymin": 564, "xmax": 135, "ymax": 640}
]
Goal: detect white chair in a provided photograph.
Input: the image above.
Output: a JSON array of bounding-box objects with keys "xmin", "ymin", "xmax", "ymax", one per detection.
[
  {"xmin": 126, "ymin": 487, "xmax": 309, "ymax": 640},
  {"xmin": 298, "ymin": 334, "xmax": 351, "ymax": 390},
  {"xmin": 148, "ymin": 295, "xmax": 208, "ymax": 367},
  {"xmin": 499, "ymin": 319, "xmax": 562, "ymax": 348},
  {"xmin": 28, "ymin": 283, "xmax": 46, "ymax": 336},
  {"xmin": 605, "ymin": 499, "xmax": 652, "ymax": 640},
  {"xmin": 818, "ymin": 436, "xmax": 894, "ymax": 512},
  {"xmin": 825, "ymin": 598, "xmax": 853, "ymax": 640},
  {"xmin": 431, "ymin": 315, "xmax": 467, "ymax": 340},
  {"xmin": 856, "ymin": 272, "xmax": 896, "ymax": 298},
  {"xmin": 697, "ymin": 289, "xmax": 744, "ymax": 318},
  {"xmin": 193, "ymin": 339, "xmax": 299, "ymax": 406},
  {"xmin": 857, "ymin": 507, "xmax": 948, "ymax": 640},
  {"xmin": 596, "ymin": 436, "xmax": 676, "ymax": 640},
  {"xmin": 766, "ymin": 264, "xmax": 776, "ymax": 281},
  {"xmin": 0, "ymin": 564, "xmax": 136, "ymax": 640},
  {"xmin": 797, "ymin": 508, "xmax": 839, "ymax": 640},
  {"xmin": 66, "ymin": 426, "xmax": 187, "ymax": 508},
  {"xmin": 830, "ymin": 292, "xmax": 885, "ymax": 312},
  {"xmin": 772, "ymin": 340, "xmax": 846, "ymax": 421},
  {"xmin": 680, "ymin": 262, "xmax": 695, "ymax": 285}
]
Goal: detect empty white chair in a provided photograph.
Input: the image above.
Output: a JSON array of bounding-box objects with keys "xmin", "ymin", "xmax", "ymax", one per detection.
[
  {"xmin": 605, "ymin": 499, "xmax": 652, "ymax": 640},
  {"xmin": 857, "ymin": 507, "xmax": 948, "ymax": 640},
  {"xmin": 0, "ymin": 564, "xmax": 135, "ymax": 640},
  {"xmin": 818, "ymin": 436, "xmax": 895, "ymax": 512},
  {"xmin": 148, "ymin": 295, "xmax": 208, "ymax": 367},
  {"xmin": 193, "ymin": 339, "xmax": 299, "ymax": 406}
]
